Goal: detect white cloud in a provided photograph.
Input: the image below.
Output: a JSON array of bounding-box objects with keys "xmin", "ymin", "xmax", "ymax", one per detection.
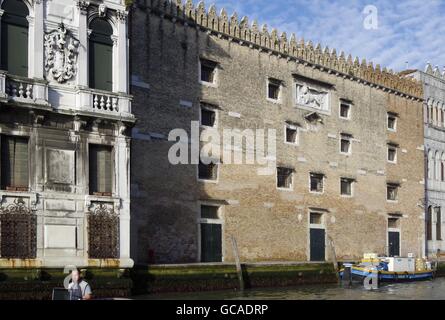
[{"xmin": 207, "ymin": 0, "xmax": 445, "ymax": 71}]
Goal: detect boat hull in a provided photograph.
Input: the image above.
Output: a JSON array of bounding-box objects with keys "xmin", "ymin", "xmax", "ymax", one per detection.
[{"xmin": 340, "ymin": 267, "xmax": 433, "ymax": 283}]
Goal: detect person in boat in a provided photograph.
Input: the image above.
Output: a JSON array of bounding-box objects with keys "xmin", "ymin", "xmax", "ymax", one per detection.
[{"xmin": 68, "ymin": 269, "xmax": 93, "ymax": 300}]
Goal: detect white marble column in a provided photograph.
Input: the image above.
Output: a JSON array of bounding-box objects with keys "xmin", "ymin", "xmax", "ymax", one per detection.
[
  {"xmin": 31, "ymin": 0, "xmax": 44, "ymax": 79},
  {"xmin": 116, "ymin": 10, "xmax": 128, "ymax": 94},
  {"xmin": 115, "ymin": 123, "xmax": 133, "ymax": 267},
  {"xmin": 76, "ymin": 1, "xmax": 89, "ymax": 88}
]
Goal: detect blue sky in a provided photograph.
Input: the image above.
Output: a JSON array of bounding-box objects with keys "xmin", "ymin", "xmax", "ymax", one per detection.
[{"xmin": 206, "ymin": 0, "xmax": 445, "ymax": 72}]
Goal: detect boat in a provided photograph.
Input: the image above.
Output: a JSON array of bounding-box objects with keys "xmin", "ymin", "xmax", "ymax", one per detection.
[{"xmin": 339, "ymin": 254, "xmax": 434, "ymax": 283}]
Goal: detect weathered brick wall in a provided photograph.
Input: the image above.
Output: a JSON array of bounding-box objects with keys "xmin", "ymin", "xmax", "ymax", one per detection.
[{"xmin": 129, "ymin": 3, "xmax": 425, "ymax": 264}]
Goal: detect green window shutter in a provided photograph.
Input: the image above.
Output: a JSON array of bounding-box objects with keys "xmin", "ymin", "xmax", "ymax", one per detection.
[
  {"xmin": 89, "ymin": 40, "xmax": 113, "ymax": 91},
  {"xmin": 1, "ymin": 21, "xmax": 28, "ymax": 77},
  {"xmin": 1, "ymin": 136, "xmax": 29, "ymax": 189},
  {"xmin": 89, "ymin": 145, "xmax": 112, "ymax": 195}
]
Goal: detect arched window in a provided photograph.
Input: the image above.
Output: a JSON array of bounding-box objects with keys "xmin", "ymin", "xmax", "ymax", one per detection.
[
  {"xmin": 427, "ymin": 206, "xmax": 433, "ymax": 241},
  {"xmin": 1, "ymin": 0, "xmax": 29, "ymax": 77},
  {"xmin": 442, "ymin": 161, "xmax": 445, "ymax": 182},
  {"xmin": 89, "ymin": 18, "xmax": 113, "ymax": 91},
  {"xmin": 437, "ymin": 207, "xmax": 442, "ymax": 241},
  {"xmin": 428, "ymin": 150, "xmax": 434, "ymax": 180}
]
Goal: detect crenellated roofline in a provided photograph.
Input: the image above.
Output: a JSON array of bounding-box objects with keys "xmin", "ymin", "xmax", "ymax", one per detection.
[
  {"xmin": 422, "ymin": 63, "xmax": 445, "ymax": 82},
  {"xmin": 142, "ymin": 0, "xmax": 423, "ymax": 101}
]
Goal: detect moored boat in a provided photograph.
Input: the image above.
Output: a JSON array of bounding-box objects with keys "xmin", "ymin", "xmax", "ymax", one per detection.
[{"xmin": 339, "ymin": 254, "xmax": 434, "ymax": 283}]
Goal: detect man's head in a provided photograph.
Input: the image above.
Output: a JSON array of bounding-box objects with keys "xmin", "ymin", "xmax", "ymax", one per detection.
[{"xmin": 71, "ymin": 269, "xmax": 81, "ymax": 283}]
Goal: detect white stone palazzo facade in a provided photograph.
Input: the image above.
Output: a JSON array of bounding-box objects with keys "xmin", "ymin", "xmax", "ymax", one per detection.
[{"xmin": 0, "ymin": 0, "xmax": 134, "ymax": 268}]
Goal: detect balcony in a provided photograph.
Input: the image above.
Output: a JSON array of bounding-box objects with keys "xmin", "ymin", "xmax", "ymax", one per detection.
[
  {"xmin": 0, "ymin": 71, "xmax": 50, "ymax": 109},
  {"xmin": 0, "ymin": 71, "xmax": 134, "ymax": 123},
  {"xmin": 75, "ymin": 87, "xmax": 134, "ymax": 122}
]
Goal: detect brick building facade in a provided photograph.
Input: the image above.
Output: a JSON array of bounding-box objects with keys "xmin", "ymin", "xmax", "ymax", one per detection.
[{"xmin": 129, "ymin": 0, "xmax": 425, "ymax": 264}]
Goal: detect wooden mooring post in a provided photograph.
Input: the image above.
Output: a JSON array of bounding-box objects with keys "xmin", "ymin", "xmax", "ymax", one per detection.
[
  {"xmin": 328, "ymin": 236, "xmax": 340, "ymax": 281},
  {"xmin": 230, "ymin": 235, "xmax": 244, "ymax": 291}
]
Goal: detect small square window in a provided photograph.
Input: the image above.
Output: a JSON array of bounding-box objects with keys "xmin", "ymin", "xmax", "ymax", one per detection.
[
  {"xmin": 388, "ymin": 113, "xmax": 397, "ymax": 131},
  {"xmin": 201, "ymin": 205, "xmax": 220, "ymax": 220},
  {"xmin": 388, "ymin": 217, "xmax": 400, "ymax": 229},
  {"xmin": 201, "ymin": 107, "xmax": 216, "ymax": 127},
  {"xmin": 310, "ymin": 173, "xmax": 324, "ymax": 193},
  {"xmin": 200, "ymin": 59, "xmax": 217, "ymax": 84},
  {"xmin": 277, "ymin": 167, "xmax": 293, "ymax": 189},
  {"xmin": 285, "ymin": 124, "xmax": 298, "ymax": 144},
  {"xmin": 268, "ymin": 79, "xmax": 281, "ymax": 100},
  {"xmin": 340, "ymin": 102, "xmax": 351, "ymax": 119},
  {"xmin": 387, "ymin": 184, "xmax": 399, "ymax": 201},
  {"xmin": 310, "ymin": 212, "xmax": 323, "ymax": 225},
  {"xmin": 340, "ymin": 178, "xmax": 353, "ymax": 196},
  {"xmin": 388, "ymin": 144, "xmax": 397, "ymax": 163},
  {"xmin": 340, "ymin": 134, "xmax": 352, "ymax": 154},
  {"xmin": 199, "ymin": 160, "xmax": 218, "ymax": 181}
]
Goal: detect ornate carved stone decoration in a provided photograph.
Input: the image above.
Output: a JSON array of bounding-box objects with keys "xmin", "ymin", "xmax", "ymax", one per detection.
[
  {"xmin": 0, "ymin": 197, "xmax": 32, "ymax": 215},
  {"xmin": 296, "ymin": 84, "xmax": 328, "ymax": 111},
  {"xmin": 76, "ymin": 0, "xmax": 89, "ymax": 14},
  {"xmin": 116, "ymin": 10, "xmax": 128, "ymax": 22},
  {"xmin": 44, "ymin": 23, "xmax": 79, "ymax": 84},
  {"xmin": 98, "ymin": 4, "xmax": 107, "ymax": 17}
]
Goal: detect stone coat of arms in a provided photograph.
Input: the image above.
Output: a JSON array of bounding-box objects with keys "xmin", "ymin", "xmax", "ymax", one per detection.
[{"xmin": 44, "ymin": 23, "xmax": 79, "ymax": 83}]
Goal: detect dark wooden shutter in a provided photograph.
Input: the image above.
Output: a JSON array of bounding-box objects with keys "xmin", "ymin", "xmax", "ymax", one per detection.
[
  {"xmin": 1, "ymin": 21, "xmax": 28, "ymax": 77},
  {"xmin": 89, "ymin": 145, "xmax": 112, "ymax": 195},
  {"xmin": 1, "ymin": 136, "xmax": 29, "ymax": 190},
  {"xmin": 201, "ymin": 223, "xmax": 222, "ymax": 263},
  {"xmin": 89, "ymin": 40, "xmax": 113, "ymax": 91}
]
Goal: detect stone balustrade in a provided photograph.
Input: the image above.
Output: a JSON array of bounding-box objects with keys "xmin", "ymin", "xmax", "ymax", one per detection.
[
  {"xmin": 0, "ymin": 72, "xmax": 134, "ymax": 122},
  {"xmin": 0, "ymin": 72, "xmax": 49, "ymax": 107},
  {"xmin": 77, "ymin": 88, "xmax": 133, "ymax": 121}
]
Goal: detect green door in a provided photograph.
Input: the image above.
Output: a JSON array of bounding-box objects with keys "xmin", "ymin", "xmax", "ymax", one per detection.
[
  {"xmin": 89, "ymin": 40, "xmax": 113, "ymax": 91},
  {"xmin": 201, "ymin": 223, "xmax": 222, "ymax": 263},
  {"xmin": 1, "ymin": 21, "xmax": 28, "ymax": 77}
]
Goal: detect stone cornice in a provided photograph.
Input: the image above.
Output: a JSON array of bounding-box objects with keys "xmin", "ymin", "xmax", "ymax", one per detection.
[{"xmin": 143, "ymin": 0, "xmax": 423, "ymax": 101}]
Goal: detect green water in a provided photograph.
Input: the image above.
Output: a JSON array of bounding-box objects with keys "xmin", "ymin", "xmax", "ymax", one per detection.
[{"xmin": 135, "ymin": 278, "xmax": 445, "ymax": 300}]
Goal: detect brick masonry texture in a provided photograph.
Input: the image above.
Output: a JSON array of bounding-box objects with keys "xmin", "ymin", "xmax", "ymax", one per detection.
[{"xmin": 129, "ymin": 1, "xmax": 425, "ymax": 264}]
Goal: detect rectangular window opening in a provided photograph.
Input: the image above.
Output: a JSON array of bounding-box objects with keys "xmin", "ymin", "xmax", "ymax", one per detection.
[
  {"xmin": 310, "ymin": 173, "xmax": 324, "ymax": 193},
  {"xmin": 268, "ymin": 79, "xmax": 281, "ymax": 100},
  {"xmin": 388, "ymin": 113, "xmax": 397, "ymax": 131},
  {"xmin": 277, "ymin": 167, "xmax": 293, "ymax": 189},
  {"xmin": 388, "ymin": 144, "xmax": 398, "ymax": 163},
  {"xmin": 199, "ymin": 160, "xmax": 218, "ymax": 181},
  {"xmin": 310, "ymin": 212, "xmax": 323, "ymax": 225},
  {"xmin": 200, "ymin": 106, "xmax": 216, "ymax": 127},
  {"xmin": 387, "ymin": 184, "xmax": 399, "ymax": 201},
  {"xmin": 1, "ymin": 135, "xmax": 29, "ymax": 191},
  {"xmin": 340, "ymin": 134, "xmax": 352, "ymax": 154},
  {"xmin": 89, "ymin": 144, "xmax": 113, "ymax": 196},
  {"xmin": 340, "ymin": 102, "xmax": 351, "ymax": 119},
  {"xmin": 340, "ymin": 178, "xmax": 353, "ymax": 196},
  {"xmin": 388, "ymin": 217, "xmax": 400, "ymax": 229},
  {"xmin": 201, "ymin": 205, "xmax": 220, "ymax": 220},
  {"xmin": 200, "ymin": 59, "xmax": 217, "ymax": 84},
  {"xmin": 285, "ymin": 125, "xmax": 298, "ymax": 144}
]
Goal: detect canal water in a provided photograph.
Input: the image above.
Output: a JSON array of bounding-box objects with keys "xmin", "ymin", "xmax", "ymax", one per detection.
[{"xmin": 136, "ymin": 278, "xmax": 445, "ymax": 300}]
